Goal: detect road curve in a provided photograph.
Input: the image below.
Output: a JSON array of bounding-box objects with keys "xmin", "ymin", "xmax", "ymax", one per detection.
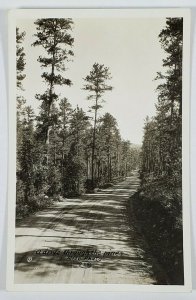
[{"xmin": 15, "ymin": 171, "xmax": 166, "ymax": 284}]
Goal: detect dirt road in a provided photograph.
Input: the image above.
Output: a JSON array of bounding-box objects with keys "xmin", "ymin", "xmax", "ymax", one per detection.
[{"xmin": 15, "ymin": 171, "xmax": 166, "ymax": 284}]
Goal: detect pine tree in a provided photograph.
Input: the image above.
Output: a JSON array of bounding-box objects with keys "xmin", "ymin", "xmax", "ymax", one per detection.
[
  {"xmin": 16, "ymin": 27, "xmax": 26, "ymax": 171},
  {"xmin": 16, "ymin": 27, "xmax": 26, "ymax": 89},
  {"xmin": 155, "ymin": 18, "xmax": 183, "ymax": 180},
  {"xmin": 16, "ymin": 27, "xmax": 28, "ymax": 212},
  {"xmin": 157, "ymin": 18, "xmax": 183, "ymax": 116},
  {"xmin": 98, "ymin": 113, "xmax": 119, "ymax": 182},
  {"xmin": 33, "ymin": 18, "xmax": 74, "ymax": 144},
  {"xmin": 32, "ymin": 18, "xmax": 74, "ymax": 198},
  {"xmin": 18, "ymin": 106, "xmax": 35, "ymax": 204},
  {"xmin": 138, "ymin": 19, "xmax": 184, "ymax": 284},
  {"xmin": 58, "ymin": 98, "xmax": 73, "ymax": 194},
  {"xmin": 141, "ymin": 17, "xmax": 183, "ymax": 214},
  {"xmin": 83, "ymin": 63, "xmax": 113, "ymax": 187},
  {"xmin": 64, "ymin": 107, "xmax": 90, "ymax": 195}
]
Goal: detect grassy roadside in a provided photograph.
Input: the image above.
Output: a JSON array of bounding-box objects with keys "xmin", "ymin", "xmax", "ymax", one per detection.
[
  {"xmin": 16, "ymin": 194, "xmax": 64, "ymax": 220},
  {"xmin": 131, "ymin": 190, "xmax": 184, "ymax": 285}
]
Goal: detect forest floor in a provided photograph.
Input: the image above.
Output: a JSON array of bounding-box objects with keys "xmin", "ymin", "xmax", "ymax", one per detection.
[{"xmin": 15, "ymin": 171, "xmax": 167, "ymax": 284}]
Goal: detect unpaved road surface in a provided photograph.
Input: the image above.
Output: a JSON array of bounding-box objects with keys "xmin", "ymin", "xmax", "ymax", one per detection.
[{"xmin": 15, "ymin": 171, "xmax": 166, "ymax": 284}]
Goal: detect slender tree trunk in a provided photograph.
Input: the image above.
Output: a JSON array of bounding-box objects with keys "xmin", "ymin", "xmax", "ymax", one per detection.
[
  {"xmin": 97, "ymin": 160, "xmax": 100, "ymax": 183},
  {"xmin": 87, "ymin": 156, "xmax": 89, "ymax": 179},
  {"xmin": 109, "ymin": 156, "xmax": 112, "ymax": 182},
  {"xmin": 54, "ymin": 140, "xmax": 56, "ymax": 166},
  {"xmin": 107, "ymin": 153, "xmax": 110, "ymax": 182},
  {"xmin": 91, "ymin": 95, "xmax": 98, "ymax": 188},
  {"xmin": 45, "ymin": 19, "xmax": 57, "ymax": 171}
]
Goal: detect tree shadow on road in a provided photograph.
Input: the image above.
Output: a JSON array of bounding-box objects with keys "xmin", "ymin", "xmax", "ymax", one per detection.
[{"xmin": 15, "ymin": 177, "xmax": 168, "ymax": 284}]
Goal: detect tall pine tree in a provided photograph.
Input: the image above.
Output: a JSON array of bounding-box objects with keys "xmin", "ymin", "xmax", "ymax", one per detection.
[
  {"xmin": 83, "ymin": 63, "xmax": 112, "ymax": 187},
  {"xmin": 33, "ymin": 18, "xmax": 74, "ymax": 144}
]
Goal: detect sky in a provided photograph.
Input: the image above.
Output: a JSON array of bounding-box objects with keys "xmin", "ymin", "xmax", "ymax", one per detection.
[{"xmin": 17, "ymin": 17, "xmax": 166, "ymax": 145}]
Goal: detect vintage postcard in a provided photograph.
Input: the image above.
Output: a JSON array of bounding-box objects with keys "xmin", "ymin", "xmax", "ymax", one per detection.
[{"xmin": 7, "ymin": 9, "xmax": 191, "ymax": 291}]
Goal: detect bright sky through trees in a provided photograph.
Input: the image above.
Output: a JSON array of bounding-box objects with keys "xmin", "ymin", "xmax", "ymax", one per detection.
[{"xmin": 17, "ymin": 17, "xmax": 166, "ymax": 144}]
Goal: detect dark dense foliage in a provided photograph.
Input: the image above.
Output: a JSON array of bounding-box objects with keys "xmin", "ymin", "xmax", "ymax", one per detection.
[
  {"xmin": 133, "ymin": 18, "xmax": 184, "ymax": 284},
  {"xmin": 16, "ymin": 22, "xmax": 141, "ymax": 218}
]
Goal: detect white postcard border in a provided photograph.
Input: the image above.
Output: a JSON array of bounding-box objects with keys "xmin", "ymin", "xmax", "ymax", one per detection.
[{"xmin": 6, "ymin": 8, "xmax": 192, "ymax": 292}]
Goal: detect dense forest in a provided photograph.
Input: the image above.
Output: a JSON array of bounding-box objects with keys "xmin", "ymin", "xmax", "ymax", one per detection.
[
  {"xmin": 16, "ymin": 19, "xmax": 141, "ymax": 217},
  {"xmin": 133, "ymin": 18, "xmax": 184, "ymax": 284}
]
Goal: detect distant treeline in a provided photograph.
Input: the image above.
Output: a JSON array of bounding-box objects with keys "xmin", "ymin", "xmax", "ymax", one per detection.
[
  {"xmin": 16, "ymin": 20, "xmax": 141, "ymax": 217},
  {"xmin": 133, "ymin": 18, "xmax": 184, "ymax": 284}
]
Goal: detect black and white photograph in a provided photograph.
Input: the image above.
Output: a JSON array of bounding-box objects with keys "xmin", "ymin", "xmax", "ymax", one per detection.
[{"xmin": 6, "ymin": 9, "xmax": 191, "ymax": 291}]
